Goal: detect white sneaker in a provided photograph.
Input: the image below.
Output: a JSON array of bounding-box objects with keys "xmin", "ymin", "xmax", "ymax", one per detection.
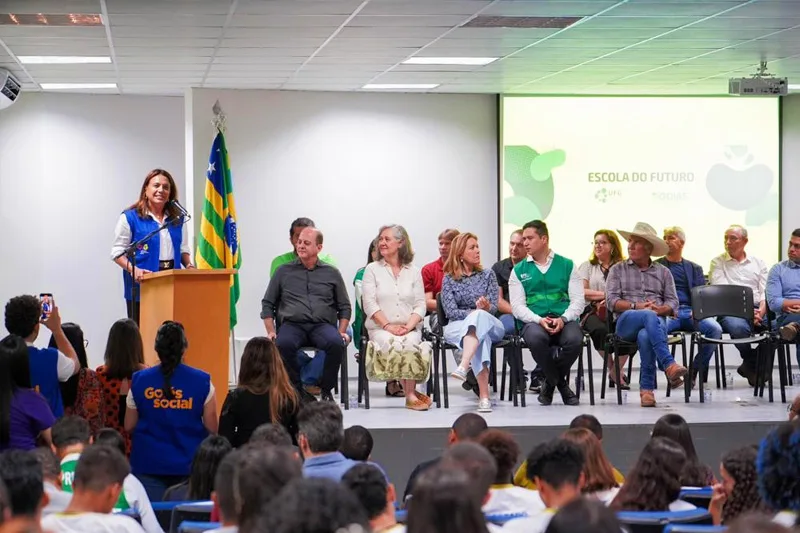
[
  {"xmin": 450, "ymin": 367, "xmax": 468, "ymax": 382},
  {"xmin": 478, "ymin": 398, "xmax": 492, "ymax": 412}
]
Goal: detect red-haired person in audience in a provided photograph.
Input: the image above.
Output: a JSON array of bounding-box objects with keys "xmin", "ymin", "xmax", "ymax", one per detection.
[{"xmin": 561, "ymin": 428, "xmax": 620, "ymax": 504}]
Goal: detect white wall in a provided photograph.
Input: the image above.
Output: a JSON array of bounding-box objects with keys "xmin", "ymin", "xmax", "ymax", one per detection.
[
  {"xmin": 0, "ymin": 93, "xmax": 184, "ymax": 367},
  {"xmin": 188, "ymin": 89, "xmax": 499, "ymax": 356},
  {"xmin": 782, "ymin": 95, "xmax": 800, "ymax": 248}
]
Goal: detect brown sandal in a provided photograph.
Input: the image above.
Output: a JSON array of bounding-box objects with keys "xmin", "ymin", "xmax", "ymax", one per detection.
[
  {"xmin": 415, "ymin": 391, "xmax": 433, "ymax": 406},
  {"xmin": 385, "ymin": 380, "xmax": 405, "ymax": 397},
  {"xmin": 405, "ymin": 397, "xmax": 430, "ymax": 411}
]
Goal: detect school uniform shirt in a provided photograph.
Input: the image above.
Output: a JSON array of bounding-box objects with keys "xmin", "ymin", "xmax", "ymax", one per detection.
[
  {"xmin": 483, "ymin": 484, "xmax": 545, "ymax": 516},
  {"xmin": 27, "ymin": 343, "xmax": 77, "ymax": 418},
  {"xmin": 41, "ymin": 512, "xmax": 145, "ymax": 533},
  {"xmin": 502, "ymin": 508, "xmax": 555, "ymax": 533},
  {"xmin": 43, "ymin": 481, "xmax": 71, "ymax": 516}
]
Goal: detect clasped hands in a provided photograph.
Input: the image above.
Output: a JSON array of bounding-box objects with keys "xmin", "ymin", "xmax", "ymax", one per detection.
[
  {"xmin": 384, "ymin": 323, "xmax": 411, "ymax": 336},
  {"xmin": 540, "ymin": 316, "xmax": 564, "ymax": 335}
]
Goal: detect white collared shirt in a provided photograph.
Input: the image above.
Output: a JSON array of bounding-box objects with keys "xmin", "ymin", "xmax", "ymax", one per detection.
[
  {"xmin": 709, "ymin": 251, "xmax": 768, "ymax": 304},
  {"xmin": 110, "ymin": 211, "xmax": 190, "ymax": 262},
  {"xmin": 508, "ymin": 250, "xmax": 585, "ymax": 325},
  {"xmin": 362, "ymin": 260, "xmax": 426, "ymax": 329}
]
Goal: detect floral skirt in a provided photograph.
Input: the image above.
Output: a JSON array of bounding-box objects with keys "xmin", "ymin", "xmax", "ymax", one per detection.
[{"xmin": 364, "ymin": 329, "xmax": 432, "ymax": 382}]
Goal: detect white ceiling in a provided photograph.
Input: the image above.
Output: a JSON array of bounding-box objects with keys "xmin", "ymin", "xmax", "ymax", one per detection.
[{"xmin": 1, "ymin": 0, "xmax": 800, "ymax": 95}]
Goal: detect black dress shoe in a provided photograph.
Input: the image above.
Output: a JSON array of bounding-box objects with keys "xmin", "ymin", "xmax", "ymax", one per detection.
[
  {"xmin": 529, "ymin": 376, "xmax": 543, "ymax": 394},
  {"xmin": 461, "ymin": 380, "xmax": 480, "ymax": 397},
  {"xmin": 538, "ymin": 381, "xmax": 555, "ymax": 406},
  {"xmin": 557, "ymin": 381, "xmax": 580, "ymax": 406},
  {"xmin": 320, "ymin": 389, "xmax": 335, "ymax": 402}
]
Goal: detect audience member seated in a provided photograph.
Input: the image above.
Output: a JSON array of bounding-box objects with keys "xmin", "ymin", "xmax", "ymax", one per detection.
[
  {"xmin": 510, "ymin": 220, "xmax": 584, "ymax": 406},
  {"xmin": 606, "ymin": 222, "xmax": 688, "ymax": 407},
  {"xmin": 298, "ymin": 402, "xmax": 359, "ymax": 481},
  {"xmin": 442, "ymin": 232, "xmax": 506, "ymax": 413},
  {"xmin": 219, "ymin": 337, "xmax": 299, "ymax": 447},
  {"xmin": 245, "ymin": 477, "xmax": 369, "ymax": 533},
  {"xmin": 30, "ymin": 447, "xmax": 70, "ymax": 516},
  {"xmin": 789, "ymin": 394, "xmax": 800, "ymax": 422},
  {"xmin": 768, "ymin": 229, "xmax": 800, "ymax": 346},
  {"xmin": 578, "ymin": 230, "xmax": 633, "ymax": 390},
  {"xmin": 404, "ymin": 413, "xmax": 487, "ymax": 501},
  {"xmin": 262, "ymin": 227, "xmax": 352, "ymax": 402},
  {"xmin": 709, "ymin": 224, "xmax": 769, "ymax": 387},
  {"xmin": 709, "ymin": 445, "xmax": 768, "ymax": 526},
  {"xmin": 48, "ymin": 323, "xmax": 103, "ymax": 435},
  {"xmin": 362, "ymin": 224, "xmax": 432, "ymax": 411},
  {"xmin": 164, "ymin": 435, "xmax": 231, "ymax": 501},
  {"xmin": 478, "ymin": 429, "xmax": 544, "ymax": 515},
  {"xmin": 729, "ymin": 513, "xmax": 792, "ymax": 533},
  {"xmin": 125, "ymin": 321, "xmax": 217, "ymax": 502},
  {"xmin": 96, "ymin": 318, "xmax": 146, "ymax": 457},
  {"xmin": 504, "ymin": 438, "xmax": 585, "ymax": 533},
  {"xmin": 51, "ymin": 416, "xmax": 161, "ymax": 533},
  {"xmin": 651, "ymin": 413, "xmax": 715, "ymax": 486},
  {"xmin": 41, "ymin": 445, "xmax": 145, "ymax": 532},
  {"xmin": 248, "ymin": 423, "xmax": 293, "ymax": 449},
  {"xmin": 270, "ymin": 217, "xmax": 338, "ymax": 396},
  {"xmin": 514, "ymin": 414, "xmax": 624, "ymax": 490},
  {"xmin": 440, "ymin": 442, "xmax": 498, "ymax": 516},
  {"xmin": 407, "ymin": 466, "xmax": 490, "ymax": 533},
  {"xmin": 492, "ymin": 229, "xmax": 541, "ymax": 395},
  {"xmin": 0, "ymin": 335, "xmax": 55, "ymax": 451},
  {"xmin": 342, "ymin": 463, "xmax": 405, "ymax": 533},
  {"xmin": 561, "ymin": 428, "xmax": 620, "ymax": 504},
  {"xmin": 4, "ymin": 295, "xmax": 79, "ymax": 418},
  {"xmin": 757, "ymin": 421, "xmax": 800, "ymax": 526},
  {"xmin": 543, "ymin": 497, "xmax": 623, "ymax": 533},
  {"xmin": 340, "ymin": 425, "xmax": 373, "ymax": 462},
  {"xmin": 422, "ymin": 228, "xmax": 460, "ymax": 314},
  {"xmin": 658, "ymin": 226, "xmax": 723, "ymax": 387},
  {"xmin": 0, "ymin": 450, "xmax": 48, "ymax": 532},
  {"xmin": 610, "ymin": 437, "xmax": 695, "ymax": 512}
]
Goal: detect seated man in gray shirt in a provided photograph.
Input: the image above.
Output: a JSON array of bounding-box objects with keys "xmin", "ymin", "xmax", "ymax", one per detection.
[{"xmin": 261, "ymin": 227, "xmax": 352, "ymax": 402}]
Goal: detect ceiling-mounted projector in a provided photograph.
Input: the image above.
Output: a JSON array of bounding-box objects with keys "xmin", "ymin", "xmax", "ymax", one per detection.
[
  {"xmin": 0, "ymin": 68, "xmax": 20, "ymax": 110},
  {"xmin": 729, "ymin": 61, "xmax": 787, "ymax": 96}
]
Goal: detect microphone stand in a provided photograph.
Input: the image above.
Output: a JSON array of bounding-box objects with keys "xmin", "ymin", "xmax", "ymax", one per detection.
[{"xmin": 114, "ymin": 214, "xmax": 189, "ymax": 324}]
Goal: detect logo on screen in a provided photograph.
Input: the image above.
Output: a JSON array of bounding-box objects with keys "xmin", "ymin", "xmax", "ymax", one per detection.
[
  {"xmin": 706, "ymin": 146, "xmax": 773, "ymax": 211},
  {"xmin": 503, "ymin": 145, "xmax": 565, "ymax": 226}
]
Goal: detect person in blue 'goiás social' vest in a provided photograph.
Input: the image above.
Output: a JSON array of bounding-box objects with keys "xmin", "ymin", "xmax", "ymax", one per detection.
[
  {"xmin": 125, "ymin": 321, "xmax": 218, "ymax": 502},
  {"xmin": 110, "ymin": 169, "xmax": 195, "ymax": 324}
]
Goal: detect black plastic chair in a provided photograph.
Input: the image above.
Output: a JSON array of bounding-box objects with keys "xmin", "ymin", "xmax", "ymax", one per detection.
[
  {"xmin": 765, "ymin": 310, "xmax": 792, "ymax": 404},
  {"xmin": 689, "ymin": 285, "xmax": 775, "ymax": 403},
  {"xmin": 169, "ymin": 502, "xmax": 213, "ymax": 533},
  {"xmin": 356, "ymin": 321, "xmax": 371, "ymax": 409}
]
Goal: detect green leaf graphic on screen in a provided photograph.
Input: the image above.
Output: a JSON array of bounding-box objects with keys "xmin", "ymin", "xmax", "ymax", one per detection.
[
  {"xmin": 706, "ymin": 146, "xmax": 773, "ymax": 211},
  {"xmin": 504, "ymin": 145, "xmax": 565, "ymax": 225},
  {"xmin": 745, "ymin": 192, "xmax": 778, "ymax": 226}
]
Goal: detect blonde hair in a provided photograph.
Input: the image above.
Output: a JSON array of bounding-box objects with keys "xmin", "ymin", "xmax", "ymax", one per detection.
[
  {"xmin": 444, "ymin": 232, "xmax": 482, "ymax": 281},
  {"xmin": 663, "ymin": 226, "xmax": 686, "ymax": 243},
  {"xmin": 376, "ymin": 224, "xmax": 415, "ymax": 265}
]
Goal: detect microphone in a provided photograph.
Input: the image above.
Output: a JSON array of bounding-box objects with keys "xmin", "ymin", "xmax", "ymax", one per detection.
[{"xmin": 169, "ymin": 200, "xmax": 191, "ymax": 221}]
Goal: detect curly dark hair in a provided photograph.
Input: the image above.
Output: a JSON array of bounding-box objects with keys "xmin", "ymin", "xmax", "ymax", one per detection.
[
  {"xmin": 610, "ymin": 437, "xmax": 687, "ymax": 512},
  {"xmin": 757, "ymin": 422, "xmax": 800, "ymax": 511},
  {"xmin": 476, "ymin": 429, "xmax": 520, "ymax": 484},
  {"xmin": 4, "ymin": 295, "xmax": 42, "ymax": 338},
  {"xmin": 154, "ymin": 321, "xmax": 188, "ymax": 400},
  {"xmin": 721, "ymin": 446, "xmax": 769, "ymax": 523}
]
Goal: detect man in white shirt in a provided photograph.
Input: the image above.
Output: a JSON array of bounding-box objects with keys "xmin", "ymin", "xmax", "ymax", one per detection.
[
  {"xmin": 708, "ymin": 225, "xmax": 769, "ymax": 386},
  {"xmin": 504, "ymin": 439, "xmax": 585, "ymax": 533},
  {"xmin": 41, "ymin": 445, "xmax": 145, "ymax": 533}
]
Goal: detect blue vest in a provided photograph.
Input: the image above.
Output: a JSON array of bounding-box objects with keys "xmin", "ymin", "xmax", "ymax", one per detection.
[
  {"xmin": 28, "ymin": 346, "xmax": 64, "ymax": 418},
  {"xmin": 129, "ymin": 363, "xmax": 210, "ymax": 476},
  {"xmin": 121, "ymin": 208, "xmax": 184, "ymax": 301}
]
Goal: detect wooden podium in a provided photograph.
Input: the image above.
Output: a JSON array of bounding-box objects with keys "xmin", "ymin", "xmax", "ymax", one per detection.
[{"xmin": 138, "ymin": 269, "xmax": 236, "ymax": 410}]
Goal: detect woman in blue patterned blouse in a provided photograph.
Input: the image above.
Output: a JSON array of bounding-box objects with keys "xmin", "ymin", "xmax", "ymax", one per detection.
[{"xmin": 440, "ymin": 232, "xmax": 505, "ymax": 413}]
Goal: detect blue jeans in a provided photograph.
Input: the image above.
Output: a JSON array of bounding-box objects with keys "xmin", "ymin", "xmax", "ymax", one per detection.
[
  {"xmin": 615, "ymin": 310, "xmax": 676, "ymax": 391},
  {"xmin": 667, "ymin": 306, "xmax": 722, "ymax": 369},
  {"xmin": 498, "ymin": 314, "xmax": 543, "ymax": 379},
  {"xmin": 717, "ymin": 316, "xmax": 758, "ymax": 370},
  {"xmin": 296, "ymin": 324, "xmax": 353, "ymax": 386}
]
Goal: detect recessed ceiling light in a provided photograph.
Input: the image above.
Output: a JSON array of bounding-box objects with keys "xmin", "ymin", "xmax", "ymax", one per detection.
[
  {"xmin": 362, "ymin": 83, "xmax": 440, "ymax": 90},
  {"xmin": 19, "ymin": 56, "xmax": 111, "ymax": 64},
  {"xmin": 403, "ymin": 57, "xmax": 497, "ymax": 66},
  {"xmin": 40, "ymin": 83, "xmax": 117, "ymax": 90},
  {"xmin": 0, "ymin": 13, "xmax": 103, "ymax": 26}
]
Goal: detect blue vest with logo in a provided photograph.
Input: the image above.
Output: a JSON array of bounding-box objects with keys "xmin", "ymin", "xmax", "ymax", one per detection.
[
  {"xmin": 121, "ymin": 208, "xmax": 184, "ymax": 301},
  {"xmin": 129, "ymin": 363, "xmax": 210, "ymax": 476},
  {"xmin": 28, "ymin": 346, "xmax": 64, "ymax": 418}
]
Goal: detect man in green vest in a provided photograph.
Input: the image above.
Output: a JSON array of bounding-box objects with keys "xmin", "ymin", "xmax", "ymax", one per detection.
[{"xmin": 509, "ymin": 220, "xmax": 585, "ymax": 406}]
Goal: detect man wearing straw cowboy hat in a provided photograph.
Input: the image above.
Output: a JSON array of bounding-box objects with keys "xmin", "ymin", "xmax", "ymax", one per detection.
[{"xmin": 605, "ymin": 222, "xmax": 688, "ymax": 407}]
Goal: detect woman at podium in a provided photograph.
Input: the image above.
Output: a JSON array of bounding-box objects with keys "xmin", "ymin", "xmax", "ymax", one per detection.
[{"xmin": 111, "ymin": 169, "xmax": 194, "ymax": 323}]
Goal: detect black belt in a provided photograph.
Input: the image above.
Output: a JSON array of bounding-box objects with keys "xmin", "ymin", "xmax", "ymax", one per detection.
[{"xmin": 159, "ymin": 260, "xmax": 175, "ymax": 271}]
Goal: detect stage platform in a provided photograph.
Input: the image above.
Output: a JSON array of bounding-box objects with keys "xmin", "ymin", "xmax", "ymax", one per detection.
[{"xmin": 343, "ymin": 366, "xmax": 796, "ymax": 496}]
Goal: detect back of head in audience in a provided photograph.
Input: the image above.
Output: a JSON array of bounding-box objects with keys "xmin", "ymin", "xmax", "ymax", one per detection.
[
  {"xmin": 186, "ymin": 435, "xmax": 232, "ymax": 501},
  {"xmin": 4, "ymin": 296, "xmax": 42, "ymax": 340},
  {"xmin": 340, "ymin": 425, "xmax": 373, "ymax": 461},
  {"xmin": 727, "ymin": 512, "xmax": 791, "ymax": 533},
  {"xmin": 297, "ymin": 402, "xmax": 344, "ymax": 455},
  {"xmin": 610, "ymin": 436, "xmax": 686, "ymax": 512},
  {"xmin": 449, "ymin": 413, "xmax": 488, "ymax": 444},
  {"xmin": 651, "ymin": 413, "xmax": 711, "ymax": 486},
  {"xmin": 341, "ymin": 463, "xmax": 395, "ymax": 524},
  {"xmin": 213, "ymin": 451, "xmax": 240, "ymax": 527},
  {"xmin": 476, "ymin": 429, "xmax": 519, "ymax": 485},
  {"xmin": 94, "ymin": 428, "xmax": 126, "ymax": 457},
  {"xmin": 561, "ymin": 428, "xmax": 618, "ymax": 493},
  {"xmin": 71, "ymin": 445, "xmax": 130, "ymax": 513},
  {"xmin": 569, "ymin": 414, "xmax": 603, "ymax": 441},
  {"xmin": 0, "ymin": 335, "xmax": 31, "ymax": 447},
  {"xmin": 721, "ymin": 445, "xmax": 768, "ymax": 523},
  {"xmin": 527, "ymin": 438, "xmax": 585, "ymax": 509},
  {"xmin": 102, "ymin": 318, "xmax": 144, "ymax": 380},
  {"xmin": 237, "ymin": 444, "xmax": 303, "ymax": 530},
  {"xmin": 29, "ymin": 448, "xmax": 61, "ymax": 486},
  {"xmin": 51, "ymin": 416, "xmax": 91, "ymax": 456},
  {"xmin": 244, "ymin": 477, "xmax": 368, "ymax": 533},
  {"xmin": 249, "ymin": 422, "xmax": 293, "ymax": 448},
  {"xmin": 544, "ymin": 497, "xmax": 622, "ymax": 533},
  {"xmin": 757, "ymin": 421, "xmax": 800, "ymax": 512},
  {"xmin": 441, "ymin": 442, "xmax": 498, "ymax": 504},
  {"xmin": 407, "ymin": 466, "xmax": 489, "ymax": 533},
  {"xmin": 0, "ymin": 450, "xmax": 45, "ymax": 519}
]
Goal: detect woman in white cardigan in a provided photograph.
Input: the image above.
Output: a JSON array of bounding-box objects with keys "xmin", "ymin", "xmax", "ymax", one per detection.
[{"xmin": 362, "ymin": 224, "xmax": 432, "ymax": 411}]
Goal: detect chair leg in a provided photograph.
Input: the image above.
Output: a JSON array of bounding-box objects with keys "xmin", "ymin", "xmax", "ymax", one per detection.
[
  {"xmin": 490, "ymin": 347, "xmax": 497, "ymax": 394},
  {"xmin": 788, "ymin": 345, "xmax": 794, "ymax": 386},
  {"xmin": 719, "ymin": 345, "xmax": 727, "ymax": 389},
  {"xmin": 432, "ymin": 339, "xmax": 441, "ymax": 409},
  {"xmin": 614, "ymin": 344, "xmax": 623, "ymax": 406},
  {"xmin": 441, "ymin": 344, "xmax": 449, "ymax": 409},
  {"xmin": 767, "ymin": 342, "xmax": 776, "ymax": 403},
  {"xmin": 576, "ymin": 349, "xmax": 584, "ymax": 402},
  {"xmin": 667, "ymin": 342, "xmax": 677, "ymax": 398},
  {"xmin": 341, "ymin": 352, "xmax": 349, "ymax": 410},
  {"xmin": 500, "ymin": 351, "xmax": 508, "ymax": 402},
  {"xmin": 627, "ymin": 355, "xmax": 635, "ymax": 389},
  {"xmin": 517, "ymin": 339, "xmax": 526, "ymax": 407},
  {"xmin": 586, "ymin": 336, "xmax": 595, "ymax": 406},
  {"xmin": 683, "ymin": 335, "xmax": 690, "ymax": 403},
  {"xmin": 779, "ymin": 342, "xmax": 788, "ymax": 404},
  {"xmin": 600, "ymin": 346, "xmax": 609, "ymax": 400},
  {"xmin": 714, "ymin": 345, "xmax": 721, "ymax": 389}
]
